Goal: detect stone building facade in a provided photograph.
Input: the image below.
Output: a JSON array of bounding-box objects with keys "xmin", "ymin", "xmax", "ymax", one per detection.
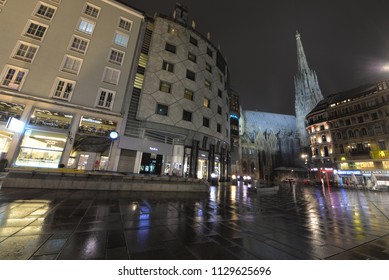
[{"xmin": 118, "ymin": 5, "xmax": 231, "ymax": 180}]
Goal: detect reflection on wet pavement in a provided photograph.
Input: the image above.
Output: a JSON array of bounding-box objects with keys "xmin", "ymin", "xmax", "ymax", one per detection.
[{"xmin": 0, "ymin": 183, "xmax": 389, "ymax": 259}]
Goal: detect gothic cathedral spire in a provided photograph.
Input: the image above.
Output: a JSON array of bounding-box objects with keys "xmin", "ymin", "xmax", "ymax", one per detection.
[{"xmin": 294, "ymin": 31, "xmax": 323, "ymax": 148}]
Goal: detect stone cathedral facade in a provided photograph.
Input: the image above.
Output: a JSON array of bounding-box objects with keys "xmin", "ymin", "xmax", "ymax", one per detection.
[{"xmin": 294, "ymin": 31, "xmax": 324, "ymax": 148}]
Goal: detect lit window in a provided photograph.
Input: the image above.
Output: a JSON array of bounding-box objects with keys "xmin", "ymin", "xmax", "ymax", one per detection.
[
  {"xmin": 77, "ymin": 18, "xmax": 95, "ymax": 35},
  {"xmin": 184, "ymin": 89, "xmax": 193, "ymax": 100},
  {"xmin": 69, "ymin": 35, "xmax": 89, "ymax": 54},
  {"xmin": 96, "ymin": 88, "xmax": 115, "ymax": 110},
  {"xmin": 34, "ymin": 2, "xmax": 56, "ymax": 20},
  {"xmin": 102, "ymin": 67, "xmax": 121, "ymax": 85},
  {"xmin": 168, "ymin": 25, "xmax": 178, "ymax": 35},
  {"xmin": 83, "ymin": 3, "xmax": 100, "ymax": 18},
  {"xmin": 118, "ymin": 18, "xmax": 132, "ymax": 31},
  {"xmin": 61, "ymin": 55, "xmax": 83, "ymax": 75},
  {"xmin": 12, "ymin": 41, "xmax": 39, "ymax": 63},
  {"xmin": 109, "ymin": 49, "xmax": 125, "ymax": 65},
  {"xmin": 52, "ymin": 78, "xmax": 75, "ymax": 101},
  {"xmin": 204, "ymin": 80, "xmax": 212, "ymax": 90},
  {"xmin": 206, "ymin": 63, "xmax": 212, "ymax": 73},
  {"xmin": 0, "ymin": 65, "xmax": 28, "ymax": 91},
  {"xmin": 156, "ymin": 104, "xmax": 168, "ymax": 116},
  {"xmin": 159, "ymin": 81, "xmax": 171, "ymax": 93},
  {"xmin": 24, "ymin": 21, "xmax": 48, "ymax": 40},
  {"xmin": 203, "ymin": 97, "xmax": 210, "ymax": 108},
  {"xmin": 114, "ymin": 32, "xmax": 129, "ymax": 47}
]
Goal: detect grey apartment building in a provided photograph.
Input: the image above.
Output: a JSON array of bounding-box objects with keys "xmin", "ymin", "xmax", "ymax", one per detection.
[{"xmin": 0, "ymin": 0, "xmax": 144, "ymax": 171}]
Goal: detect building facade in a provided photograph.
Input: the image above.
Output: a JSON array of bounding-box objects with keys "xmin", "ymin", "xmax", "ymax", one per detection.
[
  {"xmin": 117, "ymin": 5, "xmax": 231, "ymax": 180},
  {"xmin": 239, "ymin": 110, "xmax": 299, "ymax": 181},
  {"xmin": 229, "ymin": 89, "xmax": 240, "ymax": 175},
  {"xmin": 0, "ymin": 0, "xmax": 144, "ymax": 170},
  {"xmin": 294, "ymin": 31, "xmax": 323, "ymax": 148},
  {"xmin": 306, "ymin": 81, "xmax": 389, "ymax": 186}
]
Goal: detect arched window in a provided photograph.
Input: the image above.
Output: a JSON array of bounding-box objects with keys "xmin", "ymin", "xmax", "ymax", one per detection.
[
  {"xmin": 361, "ymin": 128, "xmax": 367, "ymax": 136},
  {"xmin": 336, "ymin": 132, "xmax": 342, "ymax": 139},
  {"xmin": 322, "ymin": 134, "xmax": 327, "ymax": 142},
  {"xmin": 348, "ymin": 130, "xmax": 355, "ymax": 138}
]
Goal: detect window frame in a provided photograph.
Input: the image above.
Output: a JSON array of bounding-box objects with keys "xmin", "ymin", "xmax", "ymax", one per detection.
[
  {"xmin": 108, "ymin": 48, "xmax": 125, "ymax": 65},
  {"xmin": 12, "ymin": 41, "xmax": 39, "ymax": 63},
  {"xmin": 183, "ymin": 110, "xmax": 192, "ymax": 122},
  {"xmin": 188, "ymin": 52, "xmax": 197, "ymax": 63},
  {"xmin": 96, "ymin": 88, "xmax": 116, "ymax": 110},
  {"xmin": 184, "ymin": 88, "xmax": 193, "ymax": 100},
  {"xmin": 156, "ymin": 103, "xmax": 169, "ymax": 116},
  {"xmin": 159, "ymin": 81, "xmax": 172, "ymax": 93},
  {"xmin": 77, "ymin": 17, "xmax": 95, "ymax": 35},
  {"xmin": 162, "ymin": 61, "xmax": 174, "ymax": 73},
  {"xmin": 68, "ymin": 35, "xmax": 90, "ymax": 54},
  {"xmin": 51, "ymin": 77, "xmax": 76, "ymax": 101},
  {"xmin": 102, "ymin": 67, "xmax": 121, "ymax": 85},
  {"xmin": 23, "ymin": 20, "xmax": 48, "ymax": 41},
  {"xmin": 118, "ymin": 17, "xmax": 132, "ymax": 31},
  {"xmin": 0, "ymin": 65, "xmax": 29, "ymax": 91},
  {"xmin": 113, "ymin": 31, "xmax": 129, "ymax": 48},
  {"xmin": 203, "ymin": 117, "xmax": 210, "ymax": 128},
  {"xmin": 34, "ymin": 2, "xmax": 57, "ymax": 21},
  {"xmin": 60, "ymin": 55, "xmax": 83, "ymax": 75},
  {"xmin": 186, "ymin": 69, "xmax": 195, "ymax": 81},
  {"xmin": 203, "ymin": 97, "xmax": 210, "ymax": 108},
  {"xmin": 82, "ymin": 2, "xmax": 101, "ymax": 19},
  {"xmin": 165, "ymin": 42, "xmax": 176, "ymax": 53}
]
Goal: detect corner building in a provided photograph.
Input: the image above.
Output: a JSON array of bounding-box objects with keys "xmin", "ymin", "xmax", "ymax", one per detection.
[
  {"xmin": 0, "ymin": 0, "xmax": 144, "ymax": 170},
  {"xmin": 118, "ymin": 6, "xmax": 231, "ymax": 180}
]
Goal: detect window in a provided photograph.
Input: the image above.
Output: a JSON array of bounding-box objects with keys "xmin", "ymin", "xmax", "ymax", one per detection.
[
  {"xmin": 12, "ymin": 41, "xmax": 39, "ymax": 63},
  {"xmin": 159, "ymin": 81, "xmax": 171, "ymax": 93},
  {"xmin": 96, "ymin": 88, "xmax": 115, "ymax": 110},
  {"xmin": 217, "ymin": 123, "xmax": 221, "ymax": 133},
  {"xmin": 24, "ymin": 21, "xmax": 48, "ymax": 40},
  {"xmin": 205, "ymin": 79, "xmax": 212, "ymax": 90},
  {"xmin": 162, "ymin": 61, "xmax": 174, "ymax": 72},
  {"xmin": 183, "ymin": 110, "xmax": 192, "ymax": 121},
  {"xmin": 217, "ymin": 106, "xmax": 222, "ymax": 115},
  {"xmin": 168, "ymin": 25, "xmax": 178, "ymax": 35},
  {"xmin": 83, "ymin": 3, "xmax": 100, "ymax": 18},
  {"xmin": 188, "ymin": 52, "xmax": 196, "ymax": 63},
  {"xmin": 156, "ymin": 104, "xmax": 168, "ymax": 116},
  {"xmin": 218, "ymin": 73, "xmax": 223, "ymax": 83},
  {"xmin": 203, "ymin": 117, "xmax": 209, "ymax": 128},
  {"xmin": 165, "ymin": 43, "xmax": 176, "ymax": 53},
  {"xmin": 77, "ymin": 18, "xmax": 95, "ymax": 35},
  {"xmin": 118, "ymin": 17, "xmax": 132, "ymax": 31},
  {"xmin": 361, "ymin": 128, "xmax": 367, "ymax": 136},
  {"xmin": 61, "ymin": 55, "xmax": 83, "ymax": 75},
  {"xmin": 186, "ymin": 70, "xmax": 195, "ymax": 81},
  {"xmin": 114, "ymin": 31, "xmax": 129, "ymax": 47},
  {"xmin": 102, "ymin": 67, "xmax": 120, "ymax": 85},
  {"xmin": 218, "ymin": 89, "xmax": 222, "ymax": 98},
  {"xmin": 203, "ymin": 97, "xmax": 210, "ymax": 108},
  {"xmin": 184, "ymin": 88, "xmax": 193, "ymax": 100},
  {"xmin": 322, "ymin": 134, "xmax": 327, "ymax": 142},
  {"xmin": 372, "ymin": 112, "xmax": 378, "ymax": 120},
  {"xmin": 34, "ymin": 2, "xmax": 56, "ymax": 20},
  {"xmin": 0, "ymin": 65, "xmax": 28, "ymax": 91},
  {"xmin": 348, "ymin": 130, "xmax": 355, "ymax": 138},
  {"xmin": 109, "ymin": 49, "xmax": 125, "ymax": 65},
  {"xmin": 69, "ymin": 35, "xmax": 89, "ymax": 54},
  {"xmin": 358, "ymin": 116, "xmax": 364, "ymax": 123},
  {"xmin": 339, "ymin": 144, "xmax": 344, "ymax": 154},
  {"xmin": 189, "ymin": 36, "xmax": 198, "ymax": 46},
  {"xmin": 206, "ymin": 63, "xmax": 212, "ymax": 73},
  {"xmin": 52, "ymin": 78, "xmax": 75, "ymax": 101},
  {"xmin": 207, "ymin": 47, "xmax": 213, "ymax": 57}
]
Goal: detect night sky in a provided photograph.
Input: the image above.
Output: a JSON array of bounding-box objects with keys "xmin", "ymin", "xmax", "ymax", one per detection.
[{"xmin": 121, "ymin": 0, "xmax": 389, "ymax": 115}]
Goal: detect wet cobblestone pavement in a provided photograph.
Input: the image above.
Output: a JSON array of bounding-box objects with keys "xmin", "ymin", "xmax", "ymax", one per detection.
[{"xmin": 1, "ymin": 183, "xmax": 389, "ymax": 260}]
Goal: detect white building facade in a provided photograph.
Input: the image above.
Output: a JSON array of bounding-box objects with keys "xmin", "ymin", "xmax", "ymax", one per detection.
[{"xmin": 0, "ymin": 0, "xmax": 144, "ymax": 170}]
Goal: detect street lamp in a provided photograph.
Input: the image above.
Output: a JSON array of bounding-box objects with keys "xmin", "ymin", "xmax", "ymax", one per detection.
[{"xmin": 106, "ymin": 131, "xmax": 119, "ymax": 171}]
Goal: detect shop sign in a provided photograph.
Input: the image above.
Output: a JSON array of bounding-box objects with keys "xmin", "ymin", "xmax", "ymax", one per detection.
[
  {"xmin": 336, "ymin": 170, "xmax": 361, "ymax": 175},
  {"xmin": 6, "ymin": 117, "xmax": 24, "ymax": 132}
]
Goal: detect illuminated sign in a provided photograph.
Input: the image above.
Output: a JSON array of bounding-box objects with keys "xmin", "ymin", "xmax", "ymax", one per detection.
[
  {"xmin": 6, "ymin": 117, "xmax": 24, "ymax": 133},
  {"xmin": 336, "ymin": 170, "xmax": 361, "ymax": 175},
  {"xmin": 149, "ymin": 147, "xmax": 158, "ymax": 151}
]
